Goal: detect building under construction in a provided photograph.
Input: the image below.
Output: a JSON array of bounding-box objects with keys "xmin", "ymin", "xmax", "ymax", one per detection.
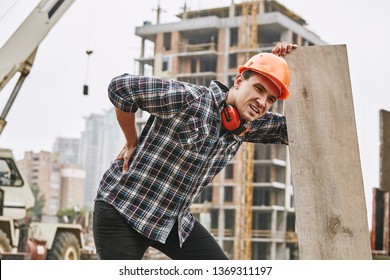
[
  {"xmin": 371, "ymin": 110, "xmax": 390, "ymax": 259},
  {"xmin": 135, "ymin": 0, "xmax": 326, "ymax": 259}
]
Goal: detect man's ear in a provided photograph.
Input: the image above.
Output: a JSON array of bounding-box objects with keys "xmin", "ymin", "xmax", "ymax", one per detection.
[{"xmin": 234, "ymin": 74, "xmax": 242, "ymax": 90}]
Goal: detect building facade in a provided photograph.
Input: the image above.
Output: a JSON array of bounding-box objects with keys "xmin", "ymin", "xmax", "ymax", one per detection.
[
  {"xmin": 79, "ymin": 113, "xmax": 105, "ymax": 209},
  {"xmin": 79, "ymin": 109, "xmax": 125, "ymax": 209},
  {"xmin": 60, "ymin": 163, "xmax": 86, "ymax": 212},
  {"xmin": 135, "ymin": 0, "xmax": 326, "ymax": 259},
  {"xmin": 17, "ymin": 151, "xmax": 86, "ymax": 217},
  {"xmin": 53, "ymin": 137, "xmax": 80, "ymax": 165},
  {"xmin": 17, "ymin": 151, "xmax": 62, "ymax": 216},
  {"xmin": 16, "ymin": 151, "xmax": 86, "ymax": 222},
  {"xmin": 16, "ymin": 109, "xmax": 124, "ymax": 217}
]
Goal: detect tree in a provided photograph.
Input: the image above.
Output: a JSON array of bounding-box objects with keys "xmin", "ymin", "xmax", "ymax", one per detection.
[
  {"xmin": 27, "ymin": 184, "xmax": 45, "ymax": 222},
  {"xmin": 56, "ymin": 206, "xmax": 86, "ymax": 224}
]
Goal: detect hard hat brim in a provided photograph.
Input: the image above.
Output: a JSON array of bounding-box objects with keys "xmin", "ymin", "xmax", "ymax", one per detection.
[{"xmin": 256, "ymin": 70, "xmax": 290, "ymax": 100}]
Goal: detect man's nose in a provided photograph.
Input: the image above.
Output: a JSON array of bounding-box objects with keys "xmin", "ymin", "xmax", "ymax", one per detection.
[{"xmin": 256, "ymin": 97, "xmax": 266, "ymax": 108}]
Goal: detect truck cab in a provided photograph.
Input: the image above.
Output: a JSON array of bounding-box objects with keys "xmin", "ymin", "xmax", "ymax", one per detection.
[{"xmin": 0, "ymin": 148, "xmax": 34, "ymax": 219}]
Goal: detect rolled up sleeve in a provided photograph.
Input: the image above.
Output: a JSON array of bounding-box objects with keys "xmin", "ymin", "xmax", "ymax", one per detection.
[
  {"xmin": 108, "ymin": 74, "xmax": 188, "ymax": 118},
  {"xmin": 108, "ymin": 74, "xmax": 141, "ymax": 113},
  {"xmin": 244, "ymin": 112, "xmax": 288, "ymax": 145}
]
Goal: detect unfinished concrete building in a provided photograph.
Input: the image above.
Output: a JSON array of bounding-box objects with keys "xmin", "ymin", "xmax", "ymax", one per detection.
[
  {"xmin": 371, "ymin": 188, "xmax": 390, "ymax": 258},
  {"xmin": 135, "ymin": 0, "xmax": 325, "ymax": 259},
  {"xmin": 371, "ymin": 110, "xmax": 390, "ymax": 259}
]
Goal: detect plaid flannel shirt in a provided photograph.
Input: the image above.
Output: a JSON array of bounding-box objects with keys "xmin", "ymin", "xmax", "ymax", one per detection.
[{"xmin": 95, "ymin": 74, "xmax": 288, "ymax": 247}]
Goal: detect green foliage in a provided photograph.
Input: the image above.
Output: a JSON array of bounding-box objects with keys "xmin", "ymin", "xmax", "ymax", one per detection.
[
  {"xmin": 27, "ymin": 184, "xmax": 45, "ymax": 221},
  {"xmin": 56, "ymin": 206, "xmax": 86, "ymax": 224}
]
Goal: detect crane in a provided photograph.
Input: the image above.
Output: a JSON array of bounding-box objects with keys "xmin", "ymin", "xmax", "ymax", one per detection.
[
  {"xmin": 0, "ymin": 0, "xmax": 76, "ymax": 135},
  {"xmin": 234, "ymin": 0, "xmax": 259, "ymax": 260},
  {"xmin": 0, "ymin": 0, "xmax": 89, "ymax": 260}
]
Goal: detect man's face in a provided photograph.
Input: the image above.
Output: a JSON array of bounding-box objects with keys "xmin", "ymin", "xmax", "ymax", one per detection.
[{"xmin": 232, "ymin": 73, "xmax": 280, "ymax": 121}]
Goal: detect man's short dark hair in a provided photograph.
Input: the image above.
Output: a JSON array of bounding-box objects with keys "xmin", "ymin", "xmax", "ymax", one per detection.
[{"xmin": 241, "ymin": 70, "xmax": 257, "ymax": 80}]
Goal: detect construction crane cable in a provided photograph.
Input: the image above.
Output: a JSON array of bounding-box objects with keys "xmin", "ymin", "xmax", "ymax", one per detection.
[
  {"xmin": 83, "ymin": 50, "xmax": 93, "ymax": 95},
  {"xmin": 82, "ymin": 0, "xmax": 98, "ymax": 95}
]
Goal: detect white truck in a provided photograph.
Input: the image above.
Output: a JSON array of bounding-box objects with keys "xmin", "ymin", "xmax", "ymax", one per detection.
[{"xmin": 0, "ymin": 0, "xmax": 88, "ymax": 260}]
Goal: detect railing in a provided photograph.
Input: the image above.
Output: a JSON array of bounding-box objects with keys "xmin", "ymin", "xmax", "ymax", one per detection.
[
  {"xmin": 210, "ymin": 228, "xmax": 234, "ymax": 237},
  {"xmin": 229, "ymin": 42, "xmax": 278, "ymax": 51},
  {"xmin": 179, "ymin": 42, "xmax": 216, "ymax": 53},
  {"xmin": 209, "ymin": 228, "xmax": 298, "ymax": 242}
]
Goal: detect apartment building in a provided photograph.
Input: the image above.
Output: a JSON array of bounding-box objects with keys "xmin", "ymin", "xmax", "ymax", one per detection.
[
  {"xmin": 79, "ymin": 109, "xmax": 125, "ymax": 209},
  {"xmin": 17, "ymin": 151, "xmax": 62, "ymax": 216},
  {"xmin": 53, "ymin": 137, "xmax": 80, "ymax": 164},
  {"xmin": 60, "ymin": 163, "xmax": 85, "ymax": 212},
  {"xmin": 79, "ymin": 113, "xmax": 105, "ymax": 209},
  {"xmin": 135, "ymin": 0, "xmax": 326, "ymax": 259},
  {"xmin": 17, "ymin": 151, "xmax": 85, "ymax": 216}
]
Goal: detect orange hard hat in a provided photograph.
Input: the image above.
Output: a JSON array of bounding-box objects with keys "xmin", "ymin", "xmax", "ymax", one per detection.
[{"xmin": 238, "ymin": 53, "xmax": 291, "ymax": 100}]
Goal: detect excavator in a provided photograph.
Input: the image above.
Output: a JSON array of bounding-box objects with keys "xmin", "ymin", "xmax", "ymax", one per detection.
[{"xmin": 0, "ymin": 0, "xmax": 90, "ymax": 260}]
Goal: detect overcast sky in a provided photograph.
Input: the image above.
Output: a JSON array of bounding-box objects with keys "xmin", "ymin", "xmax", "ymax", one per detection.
[{"xmin": 1, "ymin": 0, "xmax": 389, "ymax": 225}]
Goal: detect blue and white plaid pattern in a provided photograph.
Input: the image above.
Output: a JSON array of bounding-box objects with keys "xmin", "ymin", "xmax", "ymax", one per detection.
[{"xmin": 96, "ymin": 74, "xmax": 288, "ymax": 246}]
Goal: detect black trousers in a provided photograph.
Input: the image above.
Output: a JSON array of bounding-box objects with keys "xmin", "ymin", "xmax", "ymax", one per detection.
[{"xmin": 93, "ymin": 200, "xmax": 228, "ymax": 260}]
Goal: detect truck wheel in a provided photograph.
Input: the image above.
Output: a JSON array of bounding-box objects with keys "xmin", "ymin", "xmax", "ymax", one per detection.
[
  {"xmin": 0, "ymin": 229, "xmax": 12, "ymax": 253},
  {"xmin": 46, "ymin": 232, "xmax": 80, "ymax": 260}
]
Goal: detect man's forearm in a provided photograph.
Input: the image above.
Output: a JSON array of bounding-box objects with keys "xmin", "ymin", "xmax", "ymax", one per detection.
[{"xmin": 115, "ymin": 107, "xmax": 138, "ymax": 147}]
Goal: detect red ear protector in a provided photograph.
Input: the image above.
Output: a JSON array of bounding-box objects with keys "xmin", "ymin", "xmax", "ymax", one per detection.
[{"xmin": 221, "ymin": 104, "xmax": 250, "ymax": 136}]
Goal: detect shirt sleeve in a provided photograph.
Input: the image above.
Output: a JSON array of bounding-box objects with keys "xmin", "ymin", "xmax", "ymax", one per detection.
[
  {"xmin": 243, "ymin": 111, "xmax": 288, "ymax": 145},
  {"xmin": 108, "ymin": 74, "xmax": 188, "ymax": 118}
]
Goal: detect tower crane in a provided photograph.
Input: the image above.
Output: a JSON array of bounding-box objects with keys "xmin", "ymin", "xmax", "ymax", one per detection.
[{"xmin": 234, "ymin": 0, "xmax": 259, "ymax": 260}]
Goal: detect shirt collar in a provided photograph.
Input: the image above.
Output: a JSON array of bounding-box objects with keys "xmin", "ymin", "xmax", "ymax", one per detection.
[{"xmin": 209, "ymin": 80, "xmax": 229, "ymax": 111}]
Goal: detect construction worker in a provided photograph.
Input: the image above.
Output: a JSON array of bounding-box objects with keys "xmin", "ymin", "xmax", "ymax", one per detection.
[{"xmin": 93, "ymin": 42, "xmax": 297, "ymax": 260}]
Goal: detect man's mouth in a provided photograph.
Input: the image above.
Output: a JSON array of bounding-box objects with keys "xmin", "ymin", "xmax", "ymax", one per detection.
[{"xmin": 249, "ymin": 104, "xmax": 259, "ymax": 114}]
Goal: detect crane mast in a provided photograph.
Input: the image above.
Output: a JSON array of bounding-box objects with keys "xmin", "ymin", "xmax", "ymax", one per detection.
[
  {"xmin": 234, "ymin": 0, "xmax": 259, "ymax": 260},
  {"xmin": 0, "ymin": 0, "xmax": 76, "ymax": 135}
]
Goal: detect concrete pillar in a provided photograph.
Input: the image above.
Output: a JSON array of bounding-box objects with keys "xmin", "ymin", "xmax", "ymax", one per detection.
[
  {"xmin": 270, "ymin": 209, "xmax": 277, "ymax": 259},
  {"xmin": 171, "ymin": 31, "xmax": 181, "ymax": 75},
  {"xmin": 280, "ymin": 30, "xmax": 293, "ymax": 43},
  {"xmin": 217, "ymin": 28, "xmax": 227, "ymax": 82},
  {"xmin": 380, "ymin": 110, "xmax": 390, "ymax": 192},
  {"xmin": 139, "ymin": 38, "xmax": 145, "ymax": 75}
]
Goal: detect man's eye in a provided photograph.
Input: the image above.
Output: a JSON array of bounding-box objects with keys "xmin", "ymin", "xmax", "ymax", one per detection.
[{"xmin": 268, "ymin": 97, "xmax": 276, "ymax": 104}]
